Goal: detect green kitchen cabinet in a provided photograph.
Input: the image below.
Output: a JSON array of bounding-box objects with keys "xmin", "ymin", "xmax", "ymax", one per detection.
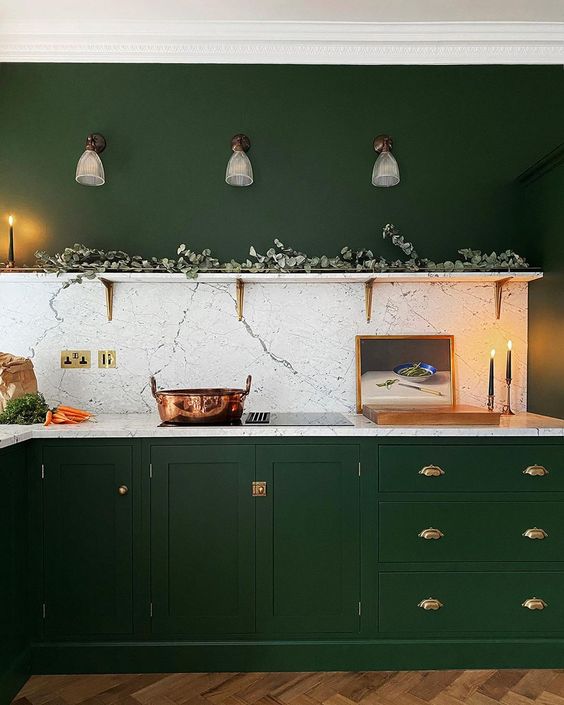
[
  {"xmin": 379, "ymin": 571, "xmax": 564, "ymax": 634},
  {"xmin": 150, "ymin": 445, "xmax": 255, "ymax": 635},
  {"xmin": 0, "ymin": 444, "xmax": 29, "ymax": 703},
  {"xmin": 379, "ymin": 500, "xmax": 564, "ymax": 562},
  {"xmin": 255, "ymin": 445, "xmax": 360, "ymax": 634},
  {"xmin": 42, "ymin": 445, "xmax": 134, "ymax": 637},
  {"xmin": 379, "ymin": 444, "xmax": 564, "ymax": 493}
]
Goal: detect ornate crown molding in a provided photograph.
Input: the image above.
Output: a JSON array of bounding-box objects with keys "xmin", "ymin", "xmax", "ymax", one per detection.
[{"xmin": 0, "ymin": 20, "xmax": 563, "ymax": 64}]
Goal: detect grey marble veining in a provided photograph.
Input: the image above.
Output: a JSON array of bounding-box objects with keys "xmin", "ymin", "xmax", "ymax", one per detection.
[
  {"xmin": 1, "ymin": 278, "xmax": 529, "ymax": 413},
  {"xmin": 1, "ymin": 412, "xmax": 564, "ymax": 451}
]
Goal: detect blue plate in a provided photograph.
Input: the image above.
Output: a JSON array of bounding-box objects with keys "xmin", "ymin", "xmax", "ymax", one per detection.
[{"xmin": 393, "ymin": 362, "xmax": 437, "ymax": 383}]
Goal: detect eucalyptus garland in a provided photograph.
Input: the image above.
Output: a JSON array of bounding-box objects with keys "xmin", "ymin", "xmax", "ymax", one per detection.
[{"xmin": 34, "ymin": 224, "xmax": 530, "ymax": 285}]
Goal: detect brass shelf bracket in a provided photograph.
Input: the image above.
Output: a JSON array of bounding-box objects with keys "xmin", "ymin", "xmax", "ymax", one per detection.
[
  {"xmin": 494, "ymin": 277, "xmax": 511, "ymax": 320},
  {"xmin": 236, "ymin": 279, "xmax": 245, "ymax": 321},
  {"xmin": 365, "ymin": 279, "xmax": 375, "ymax": 323},
  {"xmin": 100, "ymin": 278, "xmax": 114, "ymax": 321}
]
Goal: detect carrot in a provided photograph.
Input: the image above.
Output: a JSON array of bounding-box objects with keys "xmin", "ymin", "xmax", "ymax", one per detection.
[
  {"xmin": 57, "ymin": 405, "xmax": 90, "ymax": 417},
  {"xmin": 61, "ymin": 412, "xmax": 89, "ymax": 423},
  {"xmin": 53, "ymin": 412, "xmax": 78, "ymax": 424},
  {"xmin": 44, "ymin": 410, "xmax": 53, "ymax": 426}
]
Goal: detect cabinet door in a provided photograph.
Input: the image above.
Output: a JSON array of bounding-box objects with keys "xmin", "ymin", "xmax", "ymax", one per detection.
[
  {"xmin": 0, "ymin": 445, "xmax": 27, "ymax": 666},
  {"xmin": 43, "ymin": 445, "xmax": 133, "ymax": 636},
  {"xmin": 151, "ymin": 445, "xmax": 255, "ymax": 635},
  {"xmin": 256, "ymin": 445, "xmax": 360, "ymax": 634}
]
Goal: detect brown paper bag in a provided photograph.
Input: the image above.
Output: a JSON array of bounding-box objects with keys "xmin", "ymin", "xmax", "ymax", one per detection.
[{"xmin": 0, "ymin": 353, "xmax": 38, "ymax": 411}]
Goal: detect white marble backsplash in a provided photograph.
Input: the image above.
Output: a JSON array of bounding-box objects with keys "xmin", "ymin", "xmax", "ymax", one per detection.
[{"xmin": 1, "ymin": 279, "xmax": 528, "ymax": 413}]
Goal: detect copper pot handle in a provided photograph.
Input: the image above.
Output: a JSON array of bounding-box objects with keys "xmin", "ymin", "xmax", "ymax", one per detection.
[
  {"xmin": 243, "ymin": 375, "xmax": 252, "ymax": 397},
  {"xmin": 150, "ymin": 375, "xmax": 159, "ymax": 399}
]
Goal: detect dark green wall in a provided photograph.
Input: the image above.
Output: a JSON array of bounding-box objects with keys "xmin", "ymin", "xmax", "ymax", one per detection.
[
  {"xmin": 0, "ymin": 64, "xmax": 563, "ymax": 265},
  {"xmin": 519, "ymin": 161, "xmax": 564, "ymax": 418}
]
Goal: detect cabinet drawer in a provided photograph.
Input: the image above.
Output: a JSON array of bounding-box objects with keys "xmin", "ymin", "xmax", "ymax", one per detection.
[
  {"xmin": 379, "ymin": 501, "xmax": 564, "ymax": 562},
  {"xmin": 379, "ymin": 571, "xmax": 564, "ymax": 633},
  {"xmin": 379, "ymin": 445, "xmax": 564, "ymax": 493}
]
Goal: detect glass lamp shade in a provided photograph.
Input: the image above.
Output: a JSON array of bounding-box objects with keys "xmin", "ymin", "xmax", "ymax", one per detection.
[
  {"xmin": 371, "ymin": 151, "xmax": 400, "ymax": 187},
  {"xmin": 76, "ymin": 150, "xmax": 105, "ymax": 186},
  {"xmin": 225, "ymin": 150, "xmax": 253, "ymax": 187}
]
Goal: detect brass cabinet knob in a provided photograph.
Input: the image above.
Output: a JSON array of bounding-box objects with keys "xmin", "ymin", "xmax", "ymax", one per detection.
[
  {"xmin": 418, "ymin": 598, "xmax": 444, "ymax": 610},
  {"xmin": 522, "ymin": 597, "xmax": 548, "ymax": 610},
  {"xmin": 522, "ymin": 527, "xmax": 548, "ymax": 540},
  {"xmin": 118, "ymin": 485, "xmax": 129, "ymax": 496},
  {"xmin": 418, "ymin": 527, "xmax": 444, "ymax": 540},
  {"xmin": 523, "ymin": 464, "xmax": 549, "ymax": 476},
  {"xmin": 419, "ymin": 464, "xmax": 445, "ymax": 477}
]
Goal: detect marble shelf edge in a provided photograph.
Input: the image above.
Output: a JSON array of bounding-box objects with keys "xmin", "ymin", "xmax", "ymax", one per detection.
[{"xmin": 0, "ymin": 269, "xmax": 544, "ymax": 322}]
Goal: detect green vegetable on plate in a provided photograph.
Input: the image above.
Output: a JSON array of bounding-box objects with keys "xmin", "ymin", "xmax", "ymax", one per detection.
[{"xmin": 398, "ymin": 363, "xmax": 432, "ymax": 378}]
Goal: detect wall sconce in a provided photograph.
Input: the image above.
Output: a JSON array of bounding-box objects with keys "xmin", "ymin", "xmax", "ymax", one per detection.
[
  {"xmin": 371, "ymin": 135, "xmax": 400, "ymax": 188},
  {"xmin": 225, "ymin": 134, "xmax": 253, "ymax": 187},
  {"xmin": 76, "ymin": 133, "xmax": 107, "ymax": 187}
]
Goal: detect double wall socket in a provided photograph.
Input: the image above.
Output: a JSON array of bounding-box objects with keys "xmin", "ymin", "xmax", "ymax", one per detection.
[
  {"xmin": 60, "ymin": 350, "xmax": 91, "ymax": 369},
  {"xmin": 60, "ymin": 350, "xmax": 117, "ymax": 369}
]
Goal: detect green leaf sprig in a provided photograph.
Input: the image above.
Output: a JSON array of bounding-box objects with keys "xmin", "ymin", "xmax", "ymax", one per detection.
[{"xmin": 34, "ymin": 224, "xmax": 530, "ymax": 284}]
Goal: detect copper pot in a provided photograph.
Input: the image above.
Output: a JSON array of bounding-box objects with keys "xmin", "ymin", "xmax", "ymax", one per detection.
[{"xmin": 150, "ymin": 375, "xmax": 252, "ymax": 425}]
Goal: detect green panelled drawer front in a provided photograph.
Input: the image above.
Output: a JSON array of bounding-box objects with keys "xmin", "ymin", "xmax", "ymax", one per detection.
[
  {"xmin": 379, "ymin": 445, "xmax": 564, "ymax": 492},
  {"xmin": 379, "ymin": 572, "xmax": 564, "ymax": 633},
  {"xmin": 379, "ymin": 501, "xmax": 564, "ymax": 562},
  {"xmin": 42, "ymin": 445, "xmax": 134, "ymax": 637}
]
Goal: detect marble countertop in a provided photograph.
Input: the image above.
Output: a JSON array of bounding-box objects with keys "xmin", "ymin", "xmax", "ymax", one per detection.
[{"xmin": 1, "ymin": 412, "xmax": 564, "ymax": 450}]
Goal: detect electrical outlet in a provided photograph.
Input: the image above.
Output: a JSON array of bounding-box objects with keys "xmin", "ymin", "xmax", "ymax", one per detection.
[
  {"xmin": 60, "ymin": 350, "xmax": 91, "ymax": 369},
  {"xmin": 98, "ymin": 350, "xmax": 116, "ymax": 368}
]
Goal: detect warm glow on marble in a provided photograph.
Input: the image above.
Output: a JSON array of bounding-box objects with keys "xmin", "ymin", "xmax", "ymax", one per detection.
[{"xmin": 0, "ymin": 278, "xmax": 530, "ymax": 414}]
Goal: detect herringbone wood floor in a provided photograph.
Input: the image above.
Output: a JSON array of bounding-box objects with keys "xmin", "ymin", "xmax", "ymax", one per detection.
[{"xmin": 13, "ymin": 670, "xmax": 564, "ymax": 705}]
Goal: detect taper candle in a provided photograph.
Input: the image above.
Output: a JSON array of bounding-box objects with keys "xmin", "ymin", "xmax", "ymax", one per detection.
[
  {"xmin": 506, "ymin": 340, "xmax": 512, "ymax": 381},
  {"xmin": 7, "ymin": 215, "xmax": 14, "ymax": 268},
  {"xmin": 488, "ymin": 348, "xmax": 495, "ymax": 397}
]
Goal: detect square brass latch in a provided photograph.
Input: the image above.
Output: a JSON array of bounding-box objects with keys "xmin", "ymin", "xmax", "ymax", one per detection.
[{"xmin": 252, "ymin": 481, "xmax": 267, "ymax": 497}]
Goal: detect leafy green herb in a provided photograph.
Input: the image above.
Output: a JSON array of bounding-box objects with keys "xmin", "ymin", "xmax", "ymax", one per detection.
[
  {"xmin": 34, "ymin": 224, "xmax": 531, "ymax": 284},
  {"xmin": 0, "ymin": 393, "xmax": 49, "ymax": 425}
]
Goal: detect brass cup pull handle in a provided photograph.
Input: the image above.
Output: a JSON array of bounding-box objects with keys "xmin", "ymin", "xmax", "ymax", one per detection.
[
  {"xmin": 418, "ymin": 527, "xmax": 444, "ymax": 540},
  {"xmin": 523, "ymin": 464, "xmax": 549, "ymax": 476},
  {"xmin": 118, "ymin": 485, "xmax": 129, "ymax": 496},
  {"xmin": 419, "ymin": 464, "xmax": 445, "ymax": 477},
  {"xmin": 522, "ymin": 597, "xmax": 548, "ymax": 610},
  {"xmin": 522, "ymin": 527, "xmax": 548, "ymax": 540},
  {"xmin": 418, "ymin": 598, "xmax": 444, "ymax": 611}
]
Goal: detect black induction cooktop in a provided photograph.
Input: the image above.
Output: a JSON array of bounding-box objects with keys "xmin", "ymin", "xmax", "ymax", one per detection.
[
  {"xmin": 245, "ymin": 412, "xmax": 352, "ymax": 426},
  {"xmin": 158, "ymin": 412, "xmax": 353, "ymax": 427}
]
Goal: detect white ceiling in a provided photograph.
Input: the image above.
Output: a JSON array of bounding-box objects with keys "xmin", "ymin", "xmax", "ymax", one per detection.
[
  {"xmin": 2, "ymin": 0, "xmax": 564, "ymax": 23},
  {"xmin": 0, "ymin": 0, "xmax": 563, "ymax": 64}
]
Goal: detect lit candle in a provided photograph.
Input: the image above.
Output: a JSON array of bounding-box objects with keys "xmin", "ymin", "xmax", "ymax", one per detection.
[
  {"xmin": 506, "ymin": 340, "xmax": 512, "ymax": 381},
  {"xmin": 7, "ymin": 215, "xmax": 14, "ymax": 268},
  {"xmin": 488, "ymin": 348, "xmax": 495, "ymax": 397}
]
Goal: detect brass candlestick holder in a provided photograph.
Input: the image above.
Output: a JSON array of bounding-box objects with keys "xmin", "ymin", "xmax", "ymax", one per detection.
[
  {"xmin": 501, "ymin": 378, "xmax": 515, "ymax": 416},
  {"xmin": 487, "ymin": 394, "xmax": 495, "ymax": 412}
]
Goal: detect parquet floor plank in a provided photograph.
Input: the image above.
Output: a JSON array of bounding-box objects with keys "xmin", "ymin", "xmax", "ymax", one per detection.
[
  {"xmin": 536, "ymin": 693, "xmax": 564, "ymax": 705},
  {"xmin": 512, "ymin": 674, "xmax": 560, "ymax": 701},
  {"xmin": 15, "ymin": 670, "xmax": 564, "ymax": 705},
  {"xmin": 409, "ymin": 672, "xmax": 465, "ymax": 702},
  {"xmin": 478, "ymin": 673, "xmax": 531, "ymax": 702},
  {"xmin": 442, "ymin": 671, "xmax": 497, "ymax": 702}
]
